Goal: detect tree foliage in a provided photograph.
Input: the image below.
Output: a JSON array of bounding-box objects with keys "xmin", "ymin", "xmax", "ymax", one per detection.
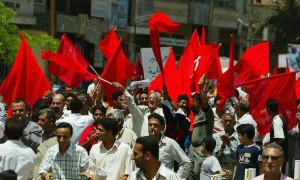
[
  {"xmin": 0, "ymin": 2, "xmax": 59, "ymax": 65},
  {"xmin": 258, "ymin": 0, "xmax": 300, "ymax": 60}
]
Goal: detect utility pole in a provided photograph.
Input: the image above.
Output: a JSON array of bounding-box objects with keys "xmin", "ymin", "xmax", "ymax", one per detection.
[{"xmin": 50, "ymin": 0, "xmax": 55, "ymax": 37}]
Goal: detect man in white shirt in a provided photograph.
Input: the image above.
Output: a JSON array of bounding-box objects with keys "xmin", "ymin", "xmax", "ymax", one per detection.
[
  {"xmin": 84, "ymin": 118, "xmax": 132, "ymax": 180},
  {"xmin": 0, "ymin": 118, "xmax": 35, "ymax": 180},
  {"xmin": 87, "ymin": 78, "xmax": 98, "ymax": 97},
  {"xmin": 148, "ymin": 113, "xmax": 191, "ymax": 179},
  {"xmin": 112, "ymin": 82, "xmax": 165, "ymax": 137},
  {"xmin": 130, "ymin": 136, "xmax": 180, "ymax": 180},
  {"xmin": 56, "ymin": 98, "xmax": 94, "ymax": 144}
]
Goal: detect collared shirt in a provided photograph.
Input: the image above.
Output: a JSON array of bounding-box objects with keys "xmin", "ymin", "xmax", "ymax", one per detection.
[
  {"xmin": 129, "ymin": 163, "xmax": 180, "ymax": 180},
  {"xmin": 116, "ymin": 127, "xmax": 137, "ymax": 148},
  {"xmin": 213, "ymin": 130, "xmax": 239, "ymax": 164},
  {"xmin": 272, "ymin": 115, "xmax": 285, "ymax": 139},
  {"xmin": 0, "ymin": 140, "xmax": 35, "ymax": 180},
  {"xmin": 252, "ymin": 174, "xmax": 293, "ymax": 180},
  {"xmin": 159, "ymin": 135, "xmax": 191, "ymax": 180},
  {"xmin": 22, "ymin": 119, "xmax": 43, "ymax": 152},
  {"xmin": 124, "ymin": 90, "xmax": 164, "ymax": 137},
  {"xmin": 42, "ymin": 131, "xmax": 56, "ymax": 142},
  {"xmin": 88, "ymin": 140, "xmax": 132, "ymax": 180},
  {"xmin": 57, "ymin": 113, "xmax": 94, "ymax": 144},
  {"xmin": 39, "ymin": 144, "xmax": 89, "ymax": 180}
]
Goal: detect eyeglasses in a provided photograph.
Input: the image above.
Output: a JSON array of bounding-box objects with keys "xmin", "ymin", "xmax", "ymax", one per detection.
[{"xmin": 262, "ymin": 155, "xmax": 280, "ymax": 161}]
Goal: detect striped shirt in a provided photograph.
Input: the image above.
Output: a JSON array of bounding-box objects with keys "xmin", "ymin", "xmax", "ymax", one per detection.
[{"xmin": 39, "ymin": 144, "xmax": 89, "ymax": 180}]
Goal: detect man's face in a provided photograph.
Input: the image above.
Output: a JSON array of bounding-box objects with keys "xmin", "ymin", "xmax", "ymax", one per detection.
[
  {"xmin": 114, "ymin": 95, "xmax": 126, "ymax": 110},
  {"xmin": 64, "ymin": 86, "xmax": 73, "ymax": 95},
  {"xmin": 222, "ymin": 114, "xmax": 235, "ymax": 132},
  {"xmin": 262, "ymin": 148, "xmax": 284, "ymax": 174},
  {"xmin": 65, "ymin": 96, "xmax": 73, "ymax": 110},
  {"xmin": 148, "ymin": 93, "xmax": 160, "ymax": 110},
  {"xmin": 38, "ymin": 113, "xmax": 54, "ymax": 131},
  {"xmin": 148, "ymin": 118, "xmax": 164, "ymax": 137},
  {"xmin": 11, "ymin": 102, "xmax": 27, "ymax": 120},
  {"xmin": 56, "ymin": 127, "xmax": 72, "ymax": 150},
  {"xmin": 139, "ymin": 94, "xmax": 148, "ymax": 106},
  {"xmin": 178, "ymin": 99, "xmax": 188, "ymax": 107},
  {"xmin": 51, "ymin": 95, "xmax": 65, "ymax": 113},
  {"xmin": 96, "ymin": 124, "xmax": 110, "ymax": 141},
  {"xmin": 93, "ymin": 109, "xmax": 105, "ymax": 122},
  {"xmin": 132, "ymin": 143, "xmax": 146, "ymax": 169}
]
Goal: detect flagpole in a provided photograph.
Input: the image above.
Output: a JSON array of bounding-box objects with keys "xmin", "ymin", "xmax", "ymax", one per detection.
[{"xmin": 89, "ymin": 65, "xmax": 100, "ymax": 77}]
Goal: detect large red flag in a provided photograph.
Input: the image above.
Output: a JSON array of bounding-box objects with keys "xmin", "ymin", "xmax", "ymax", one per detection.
[
  {"xmin": 47, "ymin": 34, "xmax": 95, "ymax": 88},
  {"xmin": 191, "ymin": 44, "xmax": 221, "ymax": 92},
  {"xmin": 243, "ymin": 72, "xmax": 297, "ymax": 135},
  {"xmin": 149, "ymin": 48, "xmax": 181, "ymax": 102},
  {"xmin": 0, "ymin": 33, "xmax": 51, "ymax": 107},
  {"xmin": 98, "ymin": 28, "xmax": 119, "ymax": 61},
  {"xmin": 100, "ymin": 40, "xmax": 135, "ymax": 106},
  {"xmin": 234, "ymin": 42, "xmax": 269, "ymax": 84},
  {"xmin": 216, "ymin": 35, "xmax": 235, "ymax": 110},
  {"xmin": 148, "ymin": 12, "xmax": 180, "ymax": 83}
]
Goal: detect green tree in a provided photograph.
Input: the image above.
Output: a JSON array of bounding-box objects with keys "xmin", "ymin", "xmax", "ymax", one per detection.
[
  {"xmin": 258, "ymin": 0, "xmax": 300, "ymax": 63},
  {"xmin": 0, "ymin": 2, "xmax": 59, "ymax": 65}
]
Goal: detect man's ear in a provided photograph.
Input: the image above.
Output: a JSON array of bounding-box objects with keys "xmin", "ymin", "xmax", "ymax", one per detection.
[{"xmin": 144, "ymin": 151, "xmax": 151, "ymax": 160}]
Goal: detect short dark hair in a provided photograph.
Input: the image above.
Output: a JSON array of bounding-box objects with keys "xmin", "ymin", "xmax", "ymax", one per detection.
[
  {"xmin": 38, "ymin": 108, "xmax": 56, "ymax": 122},
  {"xmin": 236, "ymin": 124, "xmax": 255, "ymax": 140},
  {"xmin": 11, "ymin": 98, "xmax": 29, "ymax": 110},
  {"xmin": 139, "ymin": 91, "xmax": 148, "ymax": 97},
  {"xmin": 148, "ymin": 113, "xmax": 165, "ymax": 126},
  {"xmin": 266, "ymin": 99, "xmax": 278, "ymax": 113},
  {"xmin": 69, "ymin": 98, "xmax": 83, "ymax": 111},
  {"xmin": 32, "ymin": 98, "xmax": 52, "ymax": 122},
  {"xmin": 192, "ymin": 93, "xmax": 202, "ymax": 106},
  {"xmin": 92, "ymin": 105, "xmax": 107, "ymax": 115},
  {"xmin": 4, "ymin": 119, "xmax": 24, "ymax": 140},
  {"xmin": 201, "ymin": 137, "xmax": 216, "ymax": 152},
  {"xmin": 65, "ymin": 92, "xmax": 77, "ymax": 99},
  {"xmin": 177, "ymin": 94, "xmax": 189, "ymax": 103},
  {"xmin": 112, "ymin": 91, "xmax": 124, "ymax": 101},
  {"xmin": 0, "ymin": 169, "xmax": 17, "ymax": 180},
  {"xmin": 56, "ymin": 122, "xmax": 73, "ymax": 135},
  {"xmin": 98, "ymin": 118, "xmax": 119, "ymax": 136},
  {"xmin": 263, "ymin": 142, "xmax": 284, "ymax": 158},
  {"xmin": 135, "ymin": 136, "xmax": 159, "ymax": 160}
]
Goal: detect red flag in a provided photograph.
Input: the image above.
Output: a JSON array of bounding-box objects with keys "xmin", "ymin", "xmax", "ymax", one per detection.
[
  {"xmin": 216, "ymin": 35, "xmax": 235, "ymax": 110},
  {"xmin": 191, "ymin": 44, "xmax": 221, "ymax": 92},
  {"xmin": 200, "ymin": 27, "xmax": 206, "ymax": 45},
  {"xmin": 243, "ymin": 72, "xmax": 297, "ymax": 135},
  {"xmin": 47, "ymin": 34, "xmax": 95, "ymax": 88},
  {"xmin": 0, "ymin": 33, "xmax": 51, "ymax": 107},
  {"xmin": 133, "ymin": 55, "xmax": 144, "ymax": 81},
  {"xmin": 100, "ymin": 40, "xmax": 135, "ymax": 106},
  {"xmin": 295, "ymin": 77, "xmax": 300, "ymax": 99},
  {"xmin": 273, "ymin": 59, "xmax": 279, "ymax": 75},
  {"xmin": 149, "ymin": 48, "xmax": 181, "ymax": 102},
  {"xmin": 41, "ymin": 51, "xmax": 94, "ymax": 76},
  {"xmin": 234, "ymin": 42, "xmax": 269, "ymax": 84},
  {"xmin": 98, "ymin": 28, "xmax": 119, "ymax": 61},
  {"xmin": 148, "ymin": 12, "xmax": 180, "ymax": 83}
]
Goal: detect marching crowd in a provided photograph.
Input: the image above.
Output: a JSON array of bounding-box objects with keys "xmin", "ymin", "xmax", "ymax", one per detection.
[{"xmin": 0, "ymin": 75, "xmax": 298, "ymax": 180}]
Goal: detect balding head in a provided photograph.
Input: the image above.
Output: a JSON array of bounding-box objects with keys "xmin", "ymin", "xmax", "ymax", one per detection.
[{"xmin": 50, "ymin": 94, "xmax": 65, "ymax": 117}]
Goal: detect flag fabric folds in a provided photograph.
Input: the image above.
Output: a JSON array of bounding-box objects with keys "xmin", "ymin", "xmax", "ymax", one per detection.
[
  {"xmin": 148, "ymin": 12, "xmax": 180, "ymax": 83},
  {"xmin": 100, "ymin": 40, "xmax": 135, "ymax": 106},
  {"xmin": 243, "ymin": 72, "xmax": 298, "ymax": 135},
  {"xmin": 0, "ymin": 33, "xmax": 51, "ymax": 107},
  {"xmin": 216, "ymin": 35, "xmax": 235, "ymax": 110},
  {"xmin": 47, "ymin": 33, "xmax": 96, "ymax": 88},
  {"xmin": 234, "ymin": 42, "xmax": 269, "ymax": 84},
  {"xmin": 98, "ymin": 28, "xmax": 119, "ymax": 61}
]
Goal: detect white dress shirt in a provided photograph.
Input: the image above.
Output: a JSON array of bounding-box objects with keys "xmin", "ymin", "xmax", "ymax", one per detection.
[
  {"xmin": 88, "ymin": 140, "xmax": 132, "ymax": 180},
  {"xmin": 57, "ymin": 113, "xmax": 94, "ymax": 144},
  {"xmin": 0, "ymin": 140, "xmax": 35, "ymax": 180}
]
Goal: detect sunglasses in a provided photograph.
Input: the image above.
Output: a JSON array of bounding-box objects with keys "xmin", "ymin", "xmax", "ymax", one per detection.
[{"xmin": 262, "ymin": 155, "xmax": 280, "ymax": 161}]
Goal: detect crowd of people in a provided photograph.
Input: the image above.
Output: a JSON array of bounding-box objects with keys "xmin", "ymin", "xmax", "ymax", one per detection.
[{"xmin": 0, "ymin": 75, "xmax": 299, "ymax": 180}]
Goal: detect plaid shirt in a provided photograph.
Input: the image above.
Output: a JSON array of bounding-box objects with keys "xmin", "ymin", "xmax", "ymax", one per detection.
[{"xmin": 39, "ymin": 144, "xmax": 89, "ymax": 180}]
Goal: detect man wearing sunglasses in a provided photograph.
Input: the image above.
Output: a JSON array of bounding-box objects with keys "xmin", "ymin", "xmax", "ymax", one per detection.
[{"xmin": 252, "ymin": 143, "xmax": 293, "ymax": 180}]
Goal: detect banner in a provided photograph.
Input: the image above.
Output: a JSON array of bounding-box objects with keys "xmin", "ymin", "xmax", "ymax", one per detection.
[{"xmin": 140, "ymin": 47, "xmax": 170, "ymax": 81}]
